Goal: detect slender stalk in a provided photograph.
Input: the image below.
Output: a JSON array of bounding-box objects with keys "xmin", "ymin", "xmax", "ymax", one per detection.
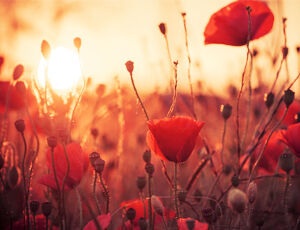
[
  {"xmin": 75, "ymin": 187, "xmax": 83, "ymax": 230},
  {"xmin": 163, "ymin": 32, "xmax": 174, "ymax": 93},
  {"xmin": 167, "ymin": 62, "xmax": 178, "ymax": 118},
  {"xmin": 45, "ymin": 217, "xmax": 48, "ymax": 230},
  {"xmin": 161, "ymin": 160, "xmax": 173, "ymax": 188},
  {"xmin": 93, "ymin": 171, "xmax": 102, "ymax": 215},
  {"xmin": 162, "ymin": 216, "xmax": 168, "ymax": 230},
  {"xmin": 283, "ymin": 172, "xmax": 290, "ymax": 229},
  {"xmin": 148, "ymin": 174, "xmax": 152, "ymax": 230},
  {"xmin": 220, "ymin": 120, "xmax": 227, "ymax": 168},
  {"xmin": 33, "ymin": 214, "xmax": 36, "ymax": 230},
  {"xmin": 130, "ymin": 220, "xmax": 133, "ymax": 230},
  {"xmin": 140, "ymin": 192, "xmax": 147, "ymax": 219},
  {"xmin": 99, "ymin": 172, "xmax": 109, "ymax": 214},
  {"xmin": 183, "ymin": 201, "xmax": 200, "ymax": 221},
  {"xmin": 174, "ymin": 163, "xmax": 179, "ymax": 218},
  {"xmin": 61, "ymin": 142, "xmax": 70, "ymax": 229}
]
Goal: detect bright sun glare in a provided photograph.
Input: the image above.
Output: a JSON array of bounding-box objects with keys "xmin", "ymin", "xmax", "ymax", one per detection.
[{"xmin": 38, "ymin": 46, "xmax": 81, "ymax": 91}]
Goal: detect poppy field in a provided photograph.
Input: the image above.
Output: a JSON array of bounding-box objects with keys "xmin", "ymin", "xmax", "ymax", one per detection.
[{"xmin": 0, "ymin": 0, "xmax": 300, "ymax": 229}]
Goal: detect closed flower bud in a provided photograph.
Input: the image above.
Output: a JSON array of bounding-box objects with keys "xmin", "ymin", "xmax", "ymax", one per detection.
[
  {"xmin": 41, "ymin": 202, "xmax": 52, "ymax": 217},
  {"xmin": 30, "ymin": 201, "xmax": 40, "ymax": 214},
  {"xmin": 283, "ymin": 89, "xmax": 295, "ymax": 108},
  {"xmin": 7, "ymin": 166, "xmax": 19, "ymax": 189},
  {"xmin": 151, "ymin": 195, "xmax": 164, "ymax": 216},
  {"xmin": 231, "ymin": 175, "xmax": 239, "ymax": 187},
  {"xmin": 126, "ymin": 208, "xmax": 136, "ymax": 221},
  {"xmin": 177, "ymin": 189, "xmax": 187, "ymax": 203},
  {"xmin": 96, "ymin": 84, "xmax": 106, "ymax": 97},
  {"xmin": 94, "ymin": 157, "xmax": 105, "ymax": 174},
  {"xmin": 143, "ymin": 150, "xmax": 151, "ymax": 163},
  {"xmin": 282, "ymin": 46, "xmax": 289, "ymax": 58},
  {"xmin": 15, "ymin": 81, "xmax": 26, "ymax": 96},
  {"xmin": 264, "ymin": 92, "xmax": 274, "ymax": 108},
  {"xmin": 221, "ymin": 104, "xmax": 232, "ymax": 120},
  {"xmin": 247, "ymin": 181, "xmax": 257, "ymax": 204},
  {"xmin": 279, "ymin": 150, "xmax": 294, "ymax": 174},
  {"xmin": 41, "ymin": 40, "xmax": 51, "ymax": 60},
  {"xmin": 89, "ymin": 152, "xmax": 100, "ymax": 167},
  {"xmin": 138, "ymin": 218, "xmax": 147, "ymax": 230},
  {"xmin": 47, "ymin": 136, "xmax": 57, "ymax": 149},
  {"xmin": 227, "ymin": 189, "xmax": 247, "ymax": 213},
  {"xmin": 73, "ymin": 37, "xmax": 82, "ymax": 50},
  {"xmin": 0, "ymin": 154, "xmax": 4, "ymax": 170},
  {"xmin": 13, "ymin": 64, "xmax": 24, "ymax": 80},
  {"xmin": 91, "ymin": 128, "xmax": 99, "ymax": 139},
  {"xmin": 158, "ymin": 23, "xmax": 166, "ymax": 35},
  {"xmin": 194, "ymin": 189, "xmax": 202, "ymax": 202},
  {"xmin": 201, "ymin": 207, "xmax": 216, "ymax": 224},
  {"xmin": 15, "ymin": 119, "xmax": 25, "ymax": 133},
  {"xmin": 125, "ymin": 61, "xmax": 134, "ymax": 74},
  {"xmin": 186, "ymin": 219, "xmax": 195, "ymax": 230},
  {"xmin": 145, "ymin": 163, "xmax": 154, "ymax": 176},
  {"xmin": 136, "ymin": 176, "xmax": 146, "ymax": 191}
]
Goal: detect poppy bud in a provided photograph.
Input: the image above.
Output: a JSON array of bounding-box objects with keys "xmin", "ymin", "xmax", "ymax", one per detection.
[
  {"xmin": 186, "ymin": 219, "xmax": 195, "ymax": 230},
  {"xmin": 201, "ymin": 207, "xmax": 216, "ymax": 224},
  {"xmin": 158, "ymin": 23, "xmax": 166, "ymax": 35},
  {"xmin": 252, "ymin": 49, "xmax": 258, "ymax": 57},
  {"xmin": 125, "ymin": 61, "xmax": 134, "ymax": 74},
  {"xmin": 94, "ymin": 157, "xmax": 105, "ymax": 174},
  {"xmin": 177, "ymin": 189, "xmax": 187, "ymax": 203},
  {"xmin": 15, "ymin": 119, "xmax": 25, "ymax": 133},
  {"xmin": 96, "ymin": 84, "xmax": 106, "ymax": 97},
  {"xmin": 138, "ymin": 218, "xmax": 147, "ymax": 230},
  {"xmin": 41, "ymin": 202, "xmax": 52, "ymax": 217},
  {"xmin": 73, "ymin": 37, "xmax": 81, "ymax": 50},
  {"xmin": 30, "ymin": 201, "xmax": 40, "ymax": 214},
  {"xmin": 247, "ymin": 181, "xmax": 257, "ymax": 204},
  {"xmin": 221, "ymin": 104, "xmax": 232, "ymax": 120},
  {"xmin": 41, "ymin": 40, "xmax": 51, "ymax": 60},
  {"xmin": 145, "ymin": 163, "xmax": 154, "ymax": 176},
  {"xmin": 283, "ymin": 89, "xmax": 295, "ymax": 108},
  {"xmin": 89, "ymin": 152, "xmax": 100, "ymax": 167},
  {"xmin": 151, "ymin": 195, "xmax": 164, "ymax": 216},
  {"xmin": 13, "ymin": 64, "xmax": 24, "ymax": 81},
  {"xmin": 223, "ymin": 164, "xmax": 232, "ymax": 175},
  {"xmin": 194, "ymin": 189, "xmax": 202, "ymax": 202},
  {"xmin": 228, "ymin": 189, "xmax": 247, "ymax": 213},
  {"xmin": 136, "ymin": 176, "xmax": 146, "ymax": 191},
  {"xmin": 7, "ymin": 166, "xmax": 19, "ymax": 189},
  {"xmin": 264, "ymin": 92, "xmax": 274, "ymax": 108},
  {"xmin": 231, "ymin": 175, "xmax": 240, "ymax": 187},
  {"xmin": 279, "ymin": 150, "xmax": 294, "ymax": 174},
  {"xmin": 0, "ymin": 154, "xmax": 4, "ymax": 170},
  {"xmin": 47, "ymin": 136, "xmax": 57, "ymax": 149},
  {"xmin": 296, "ymin": 46, "xmax": 300, "ymax": 53},
  {"xmin": 90, "ymin": 128, "xmax": 99, "ymax": 139},
  {"xmin": 15, "ymin": 81, "xmax": 26, "ymax": 96},
  {"xmin": 282, "ymin": 47, "xmax": 289, "ymax": 58},
  {"xmin": 143, "ymin": 150, "xmax": 151, "ymax": 163},
  {"xmin": 126, "ymin": 208, "xmax": 136, "ymax": 221}
]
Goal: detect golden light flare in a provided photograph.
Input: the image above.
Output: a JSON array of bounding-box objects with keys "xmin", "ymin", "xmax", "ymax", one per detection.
[{"xmin": 37, "ymin": 46, "xmax": 81, "ymax": 91}]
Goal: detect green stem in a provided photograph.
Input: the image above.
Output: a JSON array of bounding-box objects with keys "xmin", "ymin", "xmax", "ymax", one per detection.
[
  {"xmin": 93, "ymin": 171, "xmax": 102, "ymax": 215},
  {"xmin": 75, "ymin": 187, "xmax": 83, "ymax": 230}
]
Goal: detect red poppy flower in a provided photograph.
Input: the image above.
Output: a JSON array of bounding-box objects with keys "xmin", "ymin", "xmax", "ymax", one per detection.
[
  {"xmin": 204, "ymin": 0, "xmax": 274, "ymax": 46},
  {"xmin": 39, "ymin": 142, "xmax": 89, "ymax": 190},
  {"xmin": 147, "ymin": 116, "xmax": 204, "ymax": 163},
  {"xmin": 177, "ymin": 218, "xmax": 208, "ymax": 230},
  {"xmin": 83, "ymin": 214, "xmax": 111, "ymax": 230},
  {"xmin": 277, "ymin": 101, "xmax": 300, "ymax": 126},
  {"xmin": 281, "ymin": 123, "xmax": 300, "ymax": 157}
]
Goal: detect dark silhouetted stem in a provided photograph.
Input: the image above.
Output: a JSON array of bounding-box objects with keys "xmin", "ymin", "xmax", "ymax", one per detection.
[
  {"xmin": 99, "ymin": 172, "xmax": 109, "ymax": 214},
  {"xmin": 75, "ymin": 187, "xmax": 83, "ymax": 230},
  {"xmin": 174, "ymin": 163, "xmax": 179, "ymax": 218},
  {"xmin": 93, "ymin": 171, "xmax": 102, "ymax": 215},
  {"xmin": 148, "ymin": 174, "xmax": 152, "ymax": 230},
  {"xmin": 61, "ymin": 143, "xmax": 70, "ymax": 229}
]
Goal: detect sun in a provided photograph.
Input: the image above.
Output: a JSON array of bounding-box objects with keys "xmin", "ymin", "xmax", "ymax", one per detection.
[{"xmin": 38, "ymin": 46, "xmax": 82, "ymax": 91}]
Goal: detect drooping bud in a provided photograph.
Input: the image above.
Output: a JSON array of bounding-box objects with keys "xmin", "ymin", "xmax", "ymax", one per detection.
[
  {"xmin": 279, "ymin": 150, "xmax": 294, "ymax": 174},
  {"xmin": 73, "ymin": 37, "xmax": 82, "ymax": 50},
  {"xmin": 13, "ymin": 64, "xmax": 24, "ymax": 81},
  {"xmin": 247, "ymin": 181, "xmax": 257, "ymax": 204},
  {"xmin": 15, "ymin": 119, "xmax": 25, "ymax": 133},
  {"xmin": 221, "ymin": 104, "xmax": 232, "ymax": 120},
  {"xmin": 138, "ymin": 218, "xmax": 147, "ymax": 230},
  {"xmin": 41, "ymin": 40, "xmax": 51, "ymax": 60},
  {"xmin": 143, "ymin": 150, "xmax": 151, "ymax": 163},
  {"xmin": 126, "ymin": 208, "xmax": 136, "ymax": 221},
  {"xmin": 151, "ymin": 195, "xmax": 164, "ymax": 216},
  {"xmin": 7, "ymin": 166, "xmax": 19, "ymax": 189},
  {"xmin": 47, "ymin": 136, "xmax": 57, "ymax": 149},
  {"xmin": 227, "ymin": 189, "xmax": 247, "ymax": 213},
  {"xmin": 201, "ymin": 207, "xmax": 216, "ymax": 224},
  {"xmin": 186, "ymin": 219, "xmax": 195, "ymax": 230},
  {"xmin": 136, "ymin": 176, "xmax": 146, "ymax": 191},
  {"xmin": 282, "ymin": 46, "xmax": 289, "ymax": 59},
  {"xmin": 15, "ymin": 81, "xmax": 26, "ymax": 96},
  {"xmin": 264, "ymin": 92, "xmax": 274, "ymax": 109},
  {"xmin": 158, "ymin": 23, "xmax": 166, "ymax": 35},
  {"xmin": 145, "ymin": 163, "xmax": 154, "ymax": 176},
  {"xmin": 125, "ymin": 61, "xmax": 134, "ymax": 74},
  {"xmin": 0, "ymin": 154, "xmax": 4, "ymax": 169},
  {"xmin": 41, "ymin": 202, "xmax": 52, "ymax": 217},
  {"xmin": 231, "ymin": 175, "xmax": 240, "ymax": 187},
  {"xmin": 94, "ymin": 157, "xmax": 105, "ymax": 174},
  {"xmin": 283, "ymin": 89, "xmax": 295, "ymax": 108},
  {"xmin": 89, "ymin": 152, "xmax": 100, "ymax": 167},
  {"xmin": 30, "ymin": 201, "xmax": 40, "ymax": 214},
  {"xmin": 177, "ymin": 189, "xmax": 187, "ymax": 203}
]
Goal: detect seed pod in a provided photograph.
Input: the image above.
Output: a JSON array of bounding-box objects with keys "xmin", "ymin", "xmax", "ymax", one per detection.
[
  {"xmin": 73, "ymin": 37, "xmax": 82, "ymax": 50},
  {"xmin": 30, "ymin": 201, "xmax": 40, "ymax": 214},
  {"xmin": 221, "ymin": 104, "xmax": 232, "ymax": 120},
  {"xmin": 247, "ymin": 181, "xmax": 257, "ymax": 204},
  {"xmin": 143, "ymin": 150, "xmax": 151, "ymax": 163},
  {"xmin": 227, "ymin": 189, "xmax": 247, "ymax": 213},
  {"xmin": 125, "ymin": 61, "xmax": 134, "ymax": 74},
  {"xmin": 145, "ymin": 163, "xmax": 154, "ymax": 176},
  {"xmin": 41, "ymin": 202, "xmax": 52, "ymax": 217},
  {"xmin": 138, "ymin": 218, "xmax": 147, "ymax": 230},
  {"xmin": 279, "ymin": 150, "xmax": 294, "ymax": 174},
  {"xmin": 282, "ymin": 47, "xmax": 289, "ymax": 58},
  {"xmin": 283, "ymin": 89, "xmax": 295, "ymax": 108},
  {"xmin": 126, "ymin": 208, "xmax": 136, "ymax": 221},
  {"xmin": 94, "ymin": 157, "xmax": 105, "ymax": 174},
  {"xmin": 231, "ymin": 175, "xmax": 240, "ymax": 187},
  {"xmin": 13, "ymin": 64, "xmax": 24, "ymax": 81},
  {"xmin": 47, "ymin": 136, "xmax": 57, "ymax": 149},
  {"xmin": 151, "ymin": 195, "xmax": 164, "ymax": 216},
  {"xmin": 90, "ymin": 128, "xmax": 99, "ymax": 139},
  {"xmin": 158, "ymin": 23, "xmax": 166, "ymax": 35},
  {"xmin": 89, "ymin": 152, "xmax": 100, "ymax": 167},
  {"xmin": 136, "ymin": 176, "xmax": 146, "ymax": 191},
  {"xmin": 264, "ymin": 92, "xmax": 274, "ymax": 108},
  {"xmin": 41, "ymin": 40, "xmax": 51, "ymax": 60},
  {"xmin": 15, "ymin": 119, "xmax": 25, "ymax": 133},
  {"xmin": 201, "ymin": 207, "xmax": 216, "ymax": 224},
  {"xmin": 7, "ymin": 166, "xmax": 19, "ymax": 189}
]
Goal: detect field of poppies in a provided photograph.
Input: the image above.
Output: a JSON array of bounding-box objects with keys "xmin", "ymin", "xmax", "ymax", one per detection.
[{"xmin": 0, "ymin": 0, "xmax": 300, "ymax": 230}]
